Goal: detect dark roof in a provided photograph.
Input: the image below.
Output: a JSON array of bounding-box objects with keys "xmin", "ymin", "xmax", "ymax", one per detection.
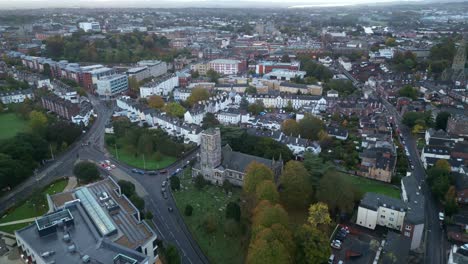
[
  {"xmin": 360, "ymin": 192, "xmax": 405, "ymax": 212},
  {"xmin": 402, "ymin": 175, "xmax": 425, "ymax": 224},
  {"xmin": 454, "ymin": 173, "xmax": 468, "ymax": 191},
  {"xmin": 220, "ymin": 145, "xmax": 278, "ymax": 173},
  {"xmin": 326, "ymin": 126, "xmax": 348, "ymax": 137},
  {"xmin": 381, "ymin": 231, "xmax": 411, "ymax": 264}
]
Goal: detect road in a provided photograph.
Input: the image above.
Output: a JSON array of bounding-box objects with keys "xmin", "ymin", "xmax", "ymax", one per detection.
[
  {"xmin": 0, "ymin": 95, "xmax": 207, "ymax": 264},
  {"xmin": 381, "ymin": 99, "xmax": 447, "ymax": 264}
]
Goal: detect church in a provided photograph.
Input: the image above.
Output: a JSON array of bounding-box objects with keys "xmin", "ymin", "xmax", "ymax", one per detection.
[{"xmin": 192, "ymin": 128, "xmax": 283, "ymax": 186}]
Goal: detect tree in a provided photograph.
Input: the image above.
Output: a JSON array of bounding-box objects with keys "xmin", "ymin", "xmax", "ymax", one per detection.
[
  {"xmin": 118, "ymin": 180, "xmax": 136, "ymax": 197},
  {"xmin": 206, "ymin": 69, "xmax": 220, "ymax": 83},
  {"xmin": 316, "ymin": 171, "xmax": 360, "ymax": 215},
  {"xmin": 137, "ymin": 133, "xmax": 153, "ymax": 156},
  {"xmin": 444, "ymin": 186, "xmax": 458, "ymax": 216},
  {"xmin": 307, "ymin": 202, "xmax": 332, "ymax": 228},
  {"xmin": 202, "ymin": 112, "xmax": 220, "ymax": 129},
  {"xmin": 148, "ymin": 95, "xmax": 165, "ymax": 109},
  {"xmin": 246, "ymin": 234, "xmax": 292, "ymax": 264},
  {"xmin": 245, "ymin": 86, "xmax": 257, "ymax": 94},
  {"xmin": 252, "ymin": 200, "xmax": 289, "ymax": 231},
  {"xmin": 226, "ymin": 202, "xmax": 241, "ymax": 222},
  {"xmin": 222, "ymin": 179, "xmax": 233, "ymax": 194},
  {"xmin": 203, "ymin": 213, "xmax": 217, "ymax": 233},
  {"xmin": 280, "ymin": 161, "xmax": 313, "ymax": 209},
  {"xmin": 240, "ymin": 97, "xmax": 249, "ymax": 110},
  {"xmin": 385, "ymin": 37, "xmax": 396, "ymax": 47},
  {"xmin": 224, "ymin": 219, "xmax": 241, "ymax": 237},
  {"xmin": 29, "ymin": 110, "xmax": 48, "ymax": 135},
  {"xmin": 73, "ymin": 161, "xmax": 100, "ymax": 183},
  {"xmin": 427, "ymin": 166, "xmax": 450, "ymax": 201},
  {"xmin": 165, "ymin": 244, "xmax": 181, "ymax": 264},
  {"xmin": 145, "ymin": 211, "xmax": 153, "ymax": 219},
  {"xmin": 185, "ymin": 204, "xmax": 193, "ymax": 216},
  {"xmin": 435, "ymin": 159, "xmax": 451, "ymax": 173},
  {"xmin": 130, "ymin": 194, "xmax": 145, "ymax": 211},
  {"xmin": 298, "ymin": 114, "xmax": 324, "ymax": 140},
  {"xmin": 243, "ymin": 161, "xmax": 274, "ymax": 195},
  {"xmin": 255, "ymin": 180, "xmax": 279, "ymax": 203},
  {"xmin": 191, "ymin": 70, "xmax": 200, "ymax": 79},
  {"xmin": 128, "ymin": 77, "xmax": 139, "ymax": 92},
  {"xmin": 281, "ymin": 54, "xmax": 291, "ymax": 63},
  {"xmin": 303, "ymin": 153, "xmax": 330, "ymax": 187},
  {"xmin": 248, "ymin": 100, "xmax": 265, "ymax": 115},
  {"xmin": 435, "ymin": 112, "xmax": 451, "ymax": 131},
  {"xmin": 164, "ymin": 102, "xmax": 186, "ymax": 118},
  {"xmin": 295, "ymin": 224, "xmax": 331, "ymax": 264},
  {"xmin": 194, "ymin": 174, "xmax": 207, "ymax": 190},
  {"xmin": 187, "ymin": 87, "xmax": 210, "ymax": 106},
  {"xmin": 323, "ymin": 80, "xmax": 355, "ymax": 97},
  {"xmin": 170, "ymin": 176, "xmax": 181, "ymax": 191},
  {"xmin": 281, "ymin": 119, "xmax": 300, "ymax": 136},
  {"xmin": 398, "ymin": 85, "xmax": 418, "ymax": 100}
]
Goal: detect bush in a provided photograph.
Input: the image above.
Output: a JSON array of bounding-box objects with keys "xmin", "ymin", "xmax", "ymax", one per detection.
[
  {"xmin": 185, "ymin": 205, "xmax": 193, "ymax": 216},
  {"xmin": 194, "ymin": 174, "xmax": 207, "ymax": 190},
  {"xmin": 226, "ymin": 202, "xmax": 241, "ymax": 222},
  {"xmin": 118, "ymin": 180, "xmax": 136, "ymax": 197},
  {"xmin": 203, "ymin": 213, "xmax": 217, "ymax": 234},
  {"xmin": 145, "ymin": 211, "xmax": 153, "ymax": 220},
  {"xmin": 224, "ymin": 219, "xmax": 241, "ymax": 237},
  {"xmin": 129, "ymin": 194, "xmax": 145, "ymax": 211},
  {"xmin": 170, "ymin": 176, "xmax": 181, "ymax": 191},
  {"xmin": 73, "ymin": 161, "xmax": 100, "ymax": 183}
]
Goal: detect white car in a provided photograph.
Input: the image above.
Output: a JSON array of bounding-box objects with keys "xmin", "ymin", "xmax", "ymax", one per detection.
[
  {"xmin": 439, "ymin": 212, "xmax": 445, "ymax": 221},
  {"xmin": 461, "ymin": 244, "xmax": 468, "ymax": 250}
]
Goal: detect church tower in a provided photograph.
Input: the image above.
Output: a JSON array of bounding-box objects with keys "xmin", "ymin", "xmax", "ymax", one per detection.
[{"xmin": 199, "ymin": 128, "xmax": 222, "ymax": 177}]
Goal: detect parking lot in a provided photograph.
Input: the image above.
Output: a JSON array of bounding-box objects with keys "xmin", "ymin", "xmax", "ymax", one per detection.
[{"xmin": 330, "ymin": 224, "xmax": 381, "ymax": 264}]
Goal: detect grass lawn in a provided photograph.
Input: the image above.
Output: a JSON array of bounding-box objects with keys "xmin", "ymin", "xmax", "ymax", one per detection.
[
  {"xmin": 173, "ymin": 170, "xmax": 246, "ymax": 264},
  {"xmin": 0, "ymin": 222, "xmax": 33, "ymax": 234},
  {"xmin": 343, "ymin": 174, "xmax": 401, "ymax": 199},
  {"xmin": 0, "ymin": 179, "xmax": 69, "ymax": 225},
  {"xmin": 0, "ymin": 112, "xmax": 28, "ymax": 140},
  {"xmin": 110, "ymin": 147, "xmax": 177, "ymax": 170}
]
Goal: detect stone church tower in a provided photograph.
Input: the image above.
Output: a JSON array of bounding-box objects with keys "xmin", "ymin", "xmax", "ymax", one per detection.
[{"xmin": 199, "ymin": 128, "xmax": 222, "ymax": 177}]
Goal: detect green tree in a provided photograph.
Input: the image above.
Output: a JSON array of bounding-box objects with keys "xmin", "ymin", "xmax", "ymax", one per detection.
[
  {"xmin": 307, "ymin": 202, "xmax": 332, "ymax": 228},
  {"xmin": 281, "ymin": 54, "xmax": 291, "ymax": 63},
  {"xmin": 316, "ymin": 171, "xmax": 360, "ymax": 215},
  {"xmin": 222, "ymin": 179, "xmax": 233, "ymax": 194},
  {"xmin": 129, "ymin": 194, "xmax": 145, "ymax": 211},
  {"xmin": 165, "ymin": 244, "xmax": 181, "ymax": 264},
  {"xmin": 137, "ymin": 133, "xmax": 153, "ymax": 156},
  {"xmin": 427, "ymin": 166, "xmax": 451, "ymax": 200},
  {"xmin": 294, "ymin": 224, "xmax": 331, "ymax": 264},
  {"xmin": 164, "ymin": 102, "xmax": 186, "ymax": 118},
  {"xmin": 303, "ymin": 153, "xmax": 330, "ymax": 187},
  {"xmin": 148, "ymin": 95, "xmax": 165, "ymax": 109},
  {"xmin": 187, "ymin": 87, "xmax": 210, "ymax": 106},
  {"xmin": 245, "ymin": 86, "xmax": 258, "ymax": 94},
  {"xmin": 185, "ymin": 204, "xmax": 193, "ymax": 216},
  {"xmin": 255, "ymin": 180, "xmax": 279, "ymax": 203},
  {"xmin": 240, "ymin": 97, "xmax": 249, "ymax": 110},
  {"xmin": 280, "ymin": 161, "xmax": 313, "ymax": 209},
  {"xmin": 206, "ymin": 69, "xmax": 221, "ymax": 83},
  {"xmin": 145, "ymin": 211, "xmax": 153, "ymax": 219},
  {"xmin": 248, "ymin": 100, "xmax": 265, "ymax": 115},
  {"xmin": 224, "ymin": 219, "xmax": 241, "ymax": 237},
  {"xmin": 226, "ymin": 201, "xmax": 241, "ymax": 222},
  {"xmin": 194, "ymin": 174, "xmax": 207, "ymax": 190},
  {"xmin": 444, "ymin": 186, "xmax": 458, "ymax": 216},
  {"xmin": 170, "ymin": 176, "xmax": 181, "ymax": 191},
  {"xmin": 298, "ymin": 114, "xmax": 325, "ymax": 140},
  {"xmin": 385, "ymin": 37, "xmax": 396, "ymax": 47},
  {"xmin": 246, "ymin": 234, "xmax": 292, "ymax": 264},
  {"xmin": 29, "ymin": 110, "xmax": 48, "ymax": 135},
  {"xmin": 435, "ymin": 112, "xmax": 451, "ymax": 131},
  {"xmin": 191, "ymin": 70, "xmax": 200, "ymax": 79},
  {"xmin": 435, "ymin": 159, "xmax": 451, "ymax": 173},
  {"xmin": 398, "ymin": 85, "xmax": 418, "ymax": 99},
  {"xmin": 73, "ymin": 161, "xmax": 100, "ymax": 183},
  {"xmin": 243, "ymin": 161, "xmax": 274, "ymax": 195},
  {"xmin": 118, "ymin": 180, "xmax": 136, "ymax": 197},
  {"xmin": 201, "ymin": 112, "xmax": 220, "ymax": 129}
]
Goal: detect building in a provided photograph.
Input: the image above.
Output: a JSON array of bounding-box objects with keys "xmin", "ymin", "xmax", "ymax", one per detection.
[
  {"xmin": 263, "ymin": 70, "xmax": 306, "ymax": 81},
  {"xmin": 208, "ymin": 59, "xmax": 243, "ymax": 75},
  {"xmin": 127, "ymin": 67, "xmax": 150, "ymax": 82},
  {"xmin": 192, "ymin": 128, "xmax": 283, "ymax": 186},
  {"xmin": 40, "ymin": 93, "xmax": 94, "ymax": 126},
  {"xmin": 96, "ymin": 74, "xmax": 129, "ymax": 99},
  {"xmin": 16, "ymin": 177, "xmax": 157, "ymax": 264},
  {"xmin": 81, "ymin": 66, "xmax": 115, "ymax": 91},
  {"xmin": 140, "ymin": 74, "xmax": 179, "ymax": 98},
  {"xmin": 359, "ymin": 148, "xmax": 396, "ymax": 182},
  {"xmin": 137, "ymin": 60, "xmax": 167, "ymax": 78},
  {"xmin": 0, "ymin": 89, "xmax": 34, "ymax": 104},
  {"xmin": 326, "ymin": 126, "xmax": 348, "ymax": 140},
  {"xmin": 255, "ymin": 61, "xmax": 300, "ymax": 75},
  {"xmin": 78, "ymin": 22, "xmax": 101, "ymax": 32}
]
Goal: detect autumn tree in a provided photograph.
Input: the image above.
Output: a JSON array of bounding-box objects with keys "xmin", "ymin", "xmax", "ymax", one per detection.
[
  {"xmin": 444, "ymin": 186, "xmax": 458, "ymax": 216},
  {"xmin": 298, "ymin": 114, "xmax": 325, "ymax": 140},
  {"xmin": 246, "ymin": 234, "xmax": 292, "ymax": 264},
  {"xmin": 252, "ymin": 200, "xmax": 289, "ymax": 231},
  {"xmin": 148, "ymin": 95, "xmax": 165, "ymax": 109},
  {"xmin": 187, "ymin": 87, "xmax": 210, "ymax": 107},
  {"xmin": 316, "ymin": 171, "xmax": 361, "ymax": 215},
  {"xmin": 294, "ymin": 224, "xmax": 331, "ymax": 264},
  {"xmin": 256, "ymin": 180, "xmax": 279, "ymax": 203},
  {"xmin": 280, "ymin": 161, "xmax": 313, "ymax": 209},
  {"xmin": 164, "ymin": 102, "xmax": 186, "ymax": 118},
  {"xmin": 243, "ymin": 161, "xmax": 274, "ymax": 195},
  {"xmin": 128, "ymin": 77, "xmax": 139, "ymax": 92},
  {"xmin": 281, "ymin": 119, "xmax": 300, "ymax": 136},
  {"xmin": 29, "ymin": 110, "xmax": 48, "ymax": 135},
  {"xmin": 307, "ymin": 202, "xmax": 332, "ymax": 228},
  {"xmin": 435, "ymin": 159, "xmax": 451, "ymax": 173},
  {"xmin": 248, "ymin": 100, "xmax": 265, "ymax": 115}
]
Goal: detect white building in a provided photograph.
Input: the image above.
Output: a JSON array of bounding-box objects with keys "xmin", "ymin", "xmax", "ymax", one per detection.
[
  {"xmin": 173, "ymin": 88, "xmax": 192, "ymax": 101},
  {"xmin": 216, "ymin": 109, "xmax": 250, "ymax": 125},
  {"xmin": 420, "ymin": 145, "xmax": 451, "ymax": 169},
  {"xmin": 263, "ymin": 70, "xmax": 306, "ymax": 81},
  {"xmin": 246, "ymin": 93, "xmax": 327, "ymax": 111},
  {"xmin": 127, "ymin": 67, "xmax": 150, "ymax": 82},
  {"xmin": 338, "ymin": 57, "xmax": 352, "ymax": 71},
  {"xmin": 96, "ymin": 74, "xmax": 128, "ymax": 99},
  {"xmin": 140, "ymin": 75, "xmax": 179, "ymax": 98},
  {"xmin": 0, "ymin": 89, "xmax": 34, "ymax": 104},
  {"xmin": 208, "ymin": 59, "xmax": 242, "ymax": 75},
  {"xmin": 78, "ymin": 22, "xmax": 101, "ymax": 32}
]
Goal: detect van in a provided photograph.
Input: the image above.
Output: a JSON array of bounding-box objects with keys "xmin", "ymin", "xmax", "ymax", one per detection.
[{"xmin": 328, "ymin": 254, "xmax": 335, "ymax": 264}]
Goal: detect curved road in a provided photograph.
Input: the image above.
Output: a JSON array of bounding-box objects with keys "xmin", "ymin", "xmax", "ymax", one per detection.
[{"xmin": 0, "ymin": 96, "xmax": 208, "ymax": 264}]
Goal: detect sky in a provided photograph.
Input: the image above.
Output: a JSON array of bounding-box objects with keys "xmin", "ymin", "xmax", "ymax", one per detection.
[{"xmin": 0, "ymin": 0, "xmax": 428, "ymax": 9}]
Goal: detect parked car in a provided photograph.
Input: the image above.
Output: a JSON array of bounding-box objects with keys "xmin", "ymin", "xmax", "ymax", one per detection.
[
  {"xmin": 328, "ymin": 254, "xmax": 335, "ymax": 264},
  {"xmin": 162, "ymin": 181, "xmax": 167, "ymax": 187},
  {"xmin": 147, "ymin": 171, "xmax": 158, "ymax": 175},
  {"xmin": 461, "ymin": 244, "xmax": 468, "ymax": 251},
  {"xmin": 331, "ymin": 241, "xmax": 341, "ymax": 250},
  {"xmin": 168, "ymin": 207, "xmax": 173, "ymax": 212},
  {"xmin": 439, "ymin": 212, "xmax": 445, "ymax": 221},
  {"xmin": 160, "ymin": 169, "xmax": 168, "ymax": 174},
  {"xmin": 161, "ymin": 187, "xmax": 166, "ymax": 193},
  {"xmin": 163, "ymin": 192, "xmax": 168, "ymax": 199}
]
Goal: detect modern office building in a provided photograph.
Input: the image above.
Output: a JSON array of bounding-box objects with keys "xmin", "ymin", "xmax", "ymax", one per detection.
[
  {"xmin": 137, "ymin": 60, "xmax": 168, "ymax": 78},
  {"xmin": 15, "ymin": 177, "xmax": 158, "ymax": 264},
  {"xmin": 78, "ymin": 22, "xmax": 101, "ymax": 32},
  {"xmin": 96, "ymin": 74, "xmax": 128, "ymax": 99}
]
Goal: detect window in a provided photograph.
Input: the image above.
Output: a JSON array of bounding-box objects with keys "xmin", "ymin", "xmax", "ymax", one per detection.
[
  {"xmin": 405, "ymin": 225, "xmax": 412, "ymax": 231},
  {"xmin": 380, "ymin": 215, "xmax": 385, "ymax": 219},
  {"xmin": 404, "ymin": 231, "xmax": 411, "ymax": 237},
  {"xmin": 389, "ymin": 217, "xmax": 394, "ymax": 221}
]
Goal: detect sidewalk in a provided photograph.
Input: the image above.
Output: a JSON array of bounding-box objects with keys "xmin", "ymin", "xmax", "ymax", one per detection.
[
  {"xmin": 0, "ymin": 218, "xmax": 36, "ymax": 227},
  {"xmin": 63, "ymin": 176, "xmax": 77, "ymax": 192}
]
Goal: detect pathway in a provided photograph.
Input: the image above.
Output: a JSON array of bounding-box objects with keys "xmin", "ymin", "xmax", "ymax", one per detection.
[
  {"xmin": 0, "ymin": 218, "xmax": 36, "ymax": 227},
  {"xmin": 63, "ymin": 176, "xmax": 77, "ymax": 191}
]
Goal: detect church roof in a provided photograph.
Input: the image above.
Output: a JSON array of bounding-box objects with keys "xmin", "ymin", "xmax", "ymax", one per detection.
[{"xmin": 220, "ymin": 145, "xmax": 277, "ymax": 173}]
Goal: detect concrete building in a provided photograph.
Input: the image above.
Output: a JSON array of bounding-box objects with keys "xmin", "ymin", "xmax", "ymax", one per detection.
[
  {"xmin": 127, "ymin": 67, "xmax": 150, "ymax": 82},
  {"xmin": 96, "ymin": 74, "xmax": 128, "ymax": 99},
  {"xmin": 78, "ymin": 22, "xmax": 101, "ymax": 32},
  {"xmin": 263, "ymin": 70, "xmax": 306, "ymax": 81},
  {"xmin": 192, "ymin": 128, "xmax": 283, "ymax": 186},
  {"xmin": 137, "ymin": 60, "xmax": 167, "ymax": 78},
  {"xmin": 15, "ymin": 177, "xmax": 157, "ymax": 264},
  {"xmin": 140, "ymin": 74, "xmax": 179, "ymax": 98},
  {"xmin": 208, "ymin": 59, "xmax": 243, "ymax": 75}
]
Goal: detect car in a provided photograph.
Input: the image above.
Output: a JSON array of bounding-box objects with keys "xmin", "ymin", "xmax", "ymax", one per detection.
[
  {"xmin": 340, "ymin": 227, "xmax": 350, "ymax": 234},
  {"xmin": 161, "ymin": 187, "xmax": 166, "ymax": 193},
  {"xmin": 163, "ymin": 192, "xmax": 168, "ymax": 199},
  {"xmin": 110, "ymin": 164, "xmax": 116, "ymax": 169},
  {"xmin": 337, "ymin": 261, "xmax": 344, "ymax": 264},
  {"xmin": 176, "ymin": 168, "xmax": 181, "ymax": 173},
  {"xmin": 162, "ymin": 181, "xmax": 167, "ymax": 187},
  {"xmin": 335, "ymin": 233, "xmax": 346, "ymax": 240},
  {"xmin": 147, "ymin": 171, "xmax": 157, "ymax": 175},
  {"xmin": 168, "ymin": 207, "xmax": 173, "ymax": 212},
  {"xmin": 439, "ymin": 212, "xmax": 445, "ymax": 221},
  {"xmin": 105, "ymin": 166, "xmax": 112, "ymax": 171},
  {"xmin": 328, "ymin": 254, "xmax": 335, "ymax": 264},
  {"xmin": 331, "ymin": 241, "xmax": 341, "ymax": 250},
  {"xmin": 160, "ymin": 169, "xmax": 168, "ymax": 174},
  {"xmin": 461, "ymin": 244, "xmax": 468, "ymax": 250},
  {"xmin": 131, "ymin": 168, "xmax": 139, "ymax": 173}
]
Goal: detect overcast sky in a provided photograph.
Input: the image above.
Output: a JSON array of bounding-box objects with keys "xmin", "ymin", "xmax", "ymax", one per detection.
[{"xmin": 0, "ymin": 0, "xmax": 426, "ymax": 9}]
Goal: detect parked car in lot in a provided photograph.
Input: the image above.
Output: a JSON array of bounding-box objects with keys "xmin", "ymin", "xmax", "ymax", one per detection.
[
  {"xmin": 131, "ymin": 168, "xmax": 145, "ymax": 175},
  {"xmin": 147, "ymin": 171, "xmax": 157, "ymax": 175},
  {"xmin": 161, "ymin": 187, "xmax": 166, "ymax": 193},
  {"xmin": 330, "ymin": 240, "xmax": 342, "ymax": 249},
  {"xmin": 439, "ymin": 212, "xmax": 445, "ymax": 221}
]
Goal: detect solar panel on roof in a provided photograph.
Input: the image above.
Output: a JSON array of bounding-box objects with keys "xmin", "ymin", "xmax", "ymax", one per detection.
[{"xmin": 75, "ymin": 187, "xmax": 117, "ymax": 236}]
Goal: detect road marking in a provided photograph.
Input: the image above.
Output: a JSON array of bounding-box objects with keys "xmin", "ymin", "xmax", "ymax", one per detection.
[
  {"xmin": 169, "ymin": 231, "xmax": 175, "ymax": 238},
  {"xmin": 175, "ymin": 239, "xmax": 181, "ymax": 246}
]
